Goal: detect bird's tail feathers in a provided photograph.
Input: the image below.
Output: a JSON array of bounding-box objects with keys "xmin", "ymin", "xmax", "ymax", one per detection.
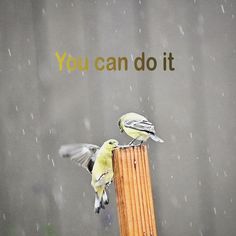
[{"xmin": 150, "ymin": 134, "xmax": 164, "ymax": 143}]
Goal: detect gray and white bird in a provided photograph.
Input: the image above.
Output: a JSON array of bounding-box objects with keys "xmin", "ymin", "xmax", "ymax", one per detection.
[
  {"xmin": 59, "ymin": 139, "xmax": 118, "ymax": 213},
  {"xmin": 118, "ymin": 112, "xmax": 164, "ymax": 145}
]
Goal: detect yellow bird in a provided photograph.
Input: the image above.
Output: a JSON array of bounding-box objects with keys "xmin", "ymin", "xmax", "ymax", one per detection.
[
  {"xmin": 118, "ymin": 112, "xmax": 164, "ymax": 145},
  {"xmin": 59, "ymin": 139, "xmax": 119, "ymax": 213}
]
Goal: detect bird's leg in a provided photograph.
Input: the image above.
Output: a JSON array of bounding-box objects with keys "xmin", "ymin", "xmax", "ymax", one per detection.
[{"xmin": 128, "ymin": 138, "xmax": 137, "ymax": 146}]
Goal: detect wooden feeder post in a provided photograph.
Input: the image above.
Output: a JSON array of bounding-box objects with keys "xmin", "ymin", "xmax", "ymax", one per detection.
[{"xmin": 113, "ymin": 145, "xmax": 158, "ymax": 236}]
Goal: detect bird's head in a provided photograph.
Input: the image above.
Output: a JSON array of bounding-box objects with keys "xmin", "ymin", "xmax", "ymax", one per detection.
[
  {"xmin": 104, "ymin": 139, "xmax": 119, "ymax": 150},
  {"xmin": 118, "ymin": 118, "xmax": 124, "ymax": 133}
]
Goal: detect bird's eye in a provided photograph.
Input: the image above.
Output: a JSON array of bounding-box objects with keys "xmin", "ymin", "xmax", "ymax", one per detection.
[{"xmin": 109, "ymin": 141, "xmax": 113, "ymax": 145}]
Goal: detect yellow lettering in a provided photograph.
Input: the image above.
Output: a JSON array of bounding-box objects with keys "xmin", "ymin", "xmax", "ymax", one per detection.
[
  {"xmin": 95, "ymin": 57, "xmax": 105, "ymax": 71},
  {"xmin": 55, "ymin": 51, "xmax": 67, "ymax": 71}
]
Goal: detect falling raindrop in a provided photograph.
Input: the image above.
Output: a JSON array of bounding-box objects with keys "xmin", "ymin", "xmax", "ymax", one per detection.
[
  {"xmin": 178, "ymin": 25, "xmax": 184, "ymax": 36},
  {"xmin": 30, "ymin": 113, "xmax": 34, "ymax": 120},
  {"xmin": 51, "ymin": 159, "xmax": 55, "ymax": 167},
  {"xmin": 22, "ymin": 129, "xmax": 26, "ymax": 135},
  {"xmin": 130, "ymin": 54, "xmax": 134, "ymax": 62},
  {"xmin": 220, "ymin": 4, "xmax": 225, "ymax": 14},
  {"xmin": 83, "ymin": 117, "xmax": 91, "ymax": 131},
  {"xmin": 184, "ymin": 195, "xmax": 188, "ymax": 202},
  {"xmin": 8, "ymin": 48, "xmax": 11, "ymax": 56},
  {"xmin": 213, "ymin": 207, "xmax": 217, "ymax": 215}
]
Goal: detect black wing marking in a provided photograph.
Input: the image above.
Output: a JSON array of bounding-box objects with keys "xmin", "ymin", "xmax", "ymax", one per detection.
[
  {"xmin": 124, "ymin": 119, "xmax": 156, "ymax": 134},
  {"xmin": 59, "ymin": 144, "xmax": 100, "ymax": 174}
]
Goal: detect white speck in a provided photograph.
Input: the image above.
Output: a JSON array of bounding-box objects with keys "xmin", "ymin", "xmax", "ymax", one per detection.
[
  {"xmin": 191, "ymin": 64, "xmax": 196, "ymax": 71},
  {"xmin": 177, "ymin": 155, "xmax": 181, "ymax": 160},
  {"xmin": 106, "ymin": 1, "xmax": 109, "ymax": 6},
  {"xmin": 123, "ymin": 10, "xmax": 126, "ymax": 14},
  {"xmin": 152, "ymin": 164, "xmax": 155, "ymax": 170},
  {"xmin": 139, "ymin": 97, "xmax": 143, "ymax": 102},
  {"xmin": 232, "ymin": 14, "xmax": 235, "ymax": 19},
  {"xmin": 138, "ymin": 28, "xmax": 142, "ymax": 33},
  {"xmin": 35, "ymin": 137, "xmax": 38, "ymax": 143},
  {"xmin": 178, "ymin": 25, "xmax": 184, "ymax": 36},
  {"xmin": 222, "ymin": 92, "xmax": 225, "ymax": 97},
  {"xmin": 114, "ymin": 29, "xmax": 118, "ymax": 33},
  {"xmin": 196, "ymin": 156, "xmax": 199, "ymax": 160},
  {"xmin": 15, "ymin": 105, "xmax": 19, "ymax": 112},
  {"xmin": 2, "ymin": 213, "xmax": 6, "ymax": 220},
  {"xmin": 189, "ymin": 222, "xmax": 193, "ymax": 227},
  {"xmin": 60, "ymin": 185, "xmax": 63, "ymax": 192},
  {"xmin": 71, "ymin": 2, "xmax": 74, "ymax": 7},
  {"xmin": 7, "ymin": 151, "xmax": 12, "ymax": 156},
  {"xmin": 81, "ymin": 71, "xmax": 85, "ymax": 76},
  {"xmin": 184, "ymin": 195, "xmax": 188, "ymax": 202},
  {"xmin": 27, "ymin": 59, "xmax": 31, "ymax": 65},
  {"xmin": 130, "ymin": 54, "xmax": 134, "ymax": 62},
  {"xmin": 83, "ymin": 117, "xmax": 91, "ymax": 131},
  {"xmin": 42, "ymin": 8, "xmax": 46, "ymax": 15},
  {"xmin": 30, "ymin": 113, "xmax": 34, "ymax": 120},
  {"xmin": 189, "ymin": 132, "xmax": 193, "ymax": 139},
  {"xmin": 221, "ymin": 4, "xmax": 225, "ymax": 14},
  {"xmin": 22, "ymin": 129, "xmax": 26, "ymax": 135},
  {"xmin": 51, "ymin": 159, "xmax": 55, "ymax": 167},
  {"xmin": 171, "ymin": 175, "xmax": 174, "ymax": 179},
  {"xmin": 230, "ymin": 198, "xmax": 233, "ymax": 203},
  {"xmin": 47, "ymin": 154, "xmax": 50, "ymax": 160},
  {"xmin": 217, "ymin": 124, "xmax": 221, "ymax": 129},
  {"xmin": 56, "ymin": 3, "xmax": 58, "ymax": 8},
  {"xmin": 8, "ymin": 48, "xmax": 12, "ymax": 56},
  {"xmin": 129, "ymin": 85, "xmax": 133, "ymax": 92},
  {"xmin": 193, "ymin": 0, "xmax": 197, "ymax": 4},
  {"xmin": 213, "ymin": 207, "xmax": 216, "ymax": 215},
  {"xmin": 198, "ymin": 180, "xmax": 202, "ymax": 186},
  {"xmin": 139, "ymin": 0, "xmax": 142, "ymax": 4},
  {"xmin": 223, "ymin": 210, "xmax": 226, "ymax": 215},
  {"xmin": 216, "ymin": 172, "xmax": 219, "ymax": 177}
]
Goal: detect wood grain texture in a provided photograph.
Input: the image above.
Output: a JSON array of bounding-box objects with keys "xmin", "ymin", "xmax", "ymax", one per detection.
[{"xmin": 113, "ymin": 145, "xmax": 158, "ymax": 236}]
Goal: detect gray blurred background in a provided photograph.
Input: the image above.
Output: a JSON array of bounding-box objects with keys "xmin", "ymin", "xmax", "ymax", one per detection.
[{"xmin": 0, "ymin": 0, "xmax": 236, "ymax": 235}]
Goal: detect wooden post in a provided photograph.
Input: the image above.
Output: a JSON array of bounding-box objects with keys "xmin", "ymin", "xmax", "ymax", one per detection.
[{"xmin": 113, "ymin": 145, "xmax": 158, "ymax": 236}]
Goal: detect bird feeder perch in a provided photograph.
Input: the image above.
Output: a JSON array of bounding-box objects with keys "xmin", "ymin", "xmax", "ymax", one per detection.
[{"xmin": 113, "ymin": 145, "xmax": 158, "ymax": 236}]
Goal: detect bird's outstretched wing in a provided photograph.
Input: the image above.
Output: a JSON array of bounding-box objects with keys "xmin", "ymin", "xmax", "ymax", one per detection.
[
  {"xmin": 124, "ymin": 119, "xmax": 156, "ymax": 134},
  {"xmin": 59, "ymin": 144, "xmax": 100, "ymax": 174}
]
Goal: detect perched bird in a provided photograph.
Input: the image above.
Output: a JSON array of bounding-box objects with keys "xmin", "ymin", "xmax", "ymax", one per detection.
[
  {"xmin": 118, "ymin": 112, "xmax": 164, "ymax": 145},
  {"xmin": 59, "ymin": 139, "xmax": 119, "ymax": 213}
]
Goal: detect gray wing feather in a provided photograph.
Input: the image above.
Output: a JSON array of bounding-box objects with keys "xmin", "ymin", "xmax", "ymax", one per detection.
[
  {"xmin": 59, "ymin": 144, "xmax": 100, "ymax": 174},
  {"xmin": 124, "ymin": 119, "xmax": 156, "ymax": 134}
]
